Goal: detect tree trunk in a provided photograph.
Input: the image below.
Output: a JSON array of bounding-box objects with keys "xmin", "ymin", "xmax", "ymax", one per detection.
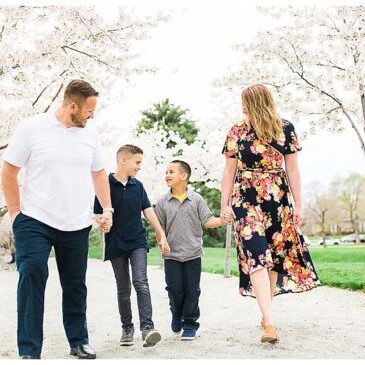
[
  {"xmin": 360, "ymin": 93, "xmax": 365, "ymax": 134},
  {"xmin": 224, "ymin": 224, "xmax": 232, "ymax": 278},
  {"xmin": 353, "ymin": 214, "xmax": 361, "ymax": 245},
  {"xmin": 340, "ymin": 106, "xmax": 365, "ymax": 161},
  {"xmin": 322, "ymin": 209, "xmax": 327, "ymax": 248}
]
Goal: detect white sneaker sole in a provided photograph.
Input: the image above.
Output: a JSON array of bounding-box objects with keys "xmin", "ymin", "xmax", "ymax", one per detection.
[
  {"xmin": 120, "ymin": 342, "xmax": 134, "ymax": 346},
  {"xmin": 143, "ymin": 331, "xmax": 161, "ymax": 347},
  {"xmin": 181, "ymin": 337, "xmax": 195, "ymax": 341}
]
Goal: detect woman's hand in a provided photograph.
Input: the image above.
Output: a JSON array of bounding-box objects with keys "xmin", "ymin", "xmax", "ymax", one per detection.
[
  {"xmin": 220, "ymin": 205, "xmax": 236, "ymax": 224},
  {"xmin": 293, "ymin": 205, "xmax": 303, "ymax": 228}
]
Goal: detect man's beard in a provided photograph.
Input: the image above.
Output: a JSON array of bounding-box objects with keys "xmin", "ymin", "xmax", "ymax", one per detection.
[{"xmin": 71, "ymin": 112, "xmax": 86, "ymax": 128}]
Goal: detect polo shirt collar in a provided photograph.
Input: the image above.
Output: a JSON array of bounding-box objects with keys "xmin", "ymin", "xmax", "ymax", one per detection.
[
  {"xmin": 109, "ymin": 173, "xmax": 136, "ymax": 186},
  {"xmin": 168, "ymin": 188, "xmax": 193, "ymax": 201},
  {"xmin": 48, "ymin": 108, "xmax": 79, "ymax": 131},
  {"xmin": 48, "ymin": 109, "xmax": 61, "ymax": 127}
]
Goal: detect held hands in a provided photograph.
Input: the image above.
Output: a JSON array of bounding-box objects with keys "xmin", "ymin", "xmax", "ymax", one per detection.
[
  {"xmin": 97, "ymin": 211, "xmax": 113, "ymax": 233},
  {"xmin": 220, "ymin": 205, "xmax": 235, "ymax": 225},
  {"xmin": 158, "ymin": 236, "xmax": 171, "ymax": 256}
]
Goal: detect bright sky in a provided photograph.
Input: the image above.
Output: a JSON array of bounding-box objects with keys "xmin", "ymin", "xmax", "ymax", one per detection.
[{"xmin": 4, "ymin": 0, "xmax": 365, "ymax": 191}]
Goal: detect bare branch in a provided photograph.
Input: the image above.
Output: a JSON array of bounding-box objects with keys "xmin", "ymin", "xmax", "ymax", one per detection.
[
  {"xmin": 265, "ymin": 81, "xmax": 292, "ymax": 90},
  {"xmin": 285, "ymin": 37, "xmax": 304, "ymax": 76},
  {"xmin": 316, "ymin": 63, "xmax": 346, "ymax": 72},
  {"xmin": 32, "ymin": 70, "xmax": 68, "ymax": 107},
  {"xmin": 61, "ymin": 45, "xmax": 109, "ymax": 66},
  {"xmin": 43, "ymin": 83, "xmax": 64, "ymax": 113},
  {"xmin": 0, "ymin": 25, "xmax": 5, "ymax": 42},
  {"xmin": 73, "ymin": 9, "xmax": 96, "ymax": 41},
  {"xmin": 308, "ymin": 106, "xmax": 341, "ymax": 116}
]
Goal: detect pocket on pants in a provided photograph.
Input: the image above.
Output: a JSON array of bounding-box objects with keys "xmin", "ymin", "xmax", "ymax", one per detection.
[{"xmin": 12, "ymin": 212, "xmax": 23, "ymax": 230}]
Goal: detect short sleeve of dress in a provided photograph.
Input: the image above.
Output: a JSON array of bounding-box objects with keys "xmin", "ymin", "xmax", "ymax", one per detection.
[
  {"xmin": 222, "ymin": 124, "xmax": 239, "ymax": 158},
  {"xmin": 284, "ymin": 121, "xmax": 302, "ymax": 154}
]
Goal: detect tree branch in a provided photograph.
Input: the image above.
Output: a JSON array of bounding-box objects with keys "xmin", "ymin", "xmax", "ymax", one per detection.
[
  {"xmin": 32, "ymin": 70, "xmax": 68, "ymax": 107},
  {"xmin": 339, "ymin": 105, "xmax": 365, "ymax": 158},
  {"xmin": 273, "ymin": 44, "xmax": 365, "ymax": 160},
  {"xmin": 43, "ymin": 83, "xmax": 64, "ymax": 113},
  {"xmin": 308, "ymin": 106, "xmax": 341, "ymax": 116},
  {"xmin": 316, "ymin": 63, "xmax": 346, "ymax": 72},
  {"xmin": 61, "ymin": 45, "xmax": 109, "ymax": 66},
  {"xmin": 0, "ymin": 25, "xmax": 5, "ymax": 42},
  {"xmin": 73, "ymin": 9, "xmax": 96, "ymax": 41}
]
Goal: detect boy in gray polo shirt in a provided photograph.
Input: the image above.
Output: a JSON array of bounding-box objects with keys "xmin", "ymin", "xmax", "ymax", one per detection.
[{"xmin": 155, "ymin": 160, "xmax": 228, "ymax": 340}]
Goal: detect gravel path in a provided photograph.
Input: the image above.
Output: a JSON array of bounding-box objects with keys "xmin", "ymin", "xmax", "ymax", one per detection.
[{"xmin": 0, "ymin": 258, "xmax": 364, "ymax": 359}]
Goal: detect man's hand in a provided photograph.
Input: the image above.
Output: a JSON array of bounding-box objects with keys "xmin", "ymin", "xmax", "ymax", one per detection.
[{"xmin": 98, "ymin": 211, "xmax": 113, "ymax": 233}]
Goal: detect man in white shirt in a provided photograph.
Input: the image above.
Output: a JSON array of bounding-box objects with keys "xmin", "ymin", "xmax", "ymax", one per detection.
[{"xmin": 1, "ymin": 80, "xmax": 113, "ymax": 360}]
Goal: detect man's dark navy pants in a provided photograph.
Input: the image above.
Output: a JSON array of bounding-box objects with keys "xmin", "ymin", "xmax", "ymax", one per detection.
[{"xmin": 13, "ymin": 212, "xmax": 91, "ymax": 357}]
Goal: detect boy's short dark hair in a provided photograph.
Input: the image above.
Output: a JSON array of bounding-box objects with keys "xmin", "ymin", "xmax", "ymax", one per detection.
[
  {"xmin": 117, "ymin": 144, "xmax": 143, "ymax": 160},
  {"xmin": 171, "ymin": 160, "xmax": 191, "ymax": 181},
  {"xmin": 64, "ymin": 79, "xmax": 99, "ymax": 106}
]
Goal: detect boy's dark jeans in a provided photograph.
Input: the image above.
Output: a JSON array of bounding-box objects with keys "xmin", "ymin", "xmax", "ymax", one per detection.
[
  {"xmin": 164, "ymin": 257, "xmax": 201, "ymax": 330},
  {"xmin": 13, "ymin": 212, "xmax": 91, "ymax": 357},
  {"xmin": 110, "ymin": 248, "xmax": 154, "ymax": 331}
]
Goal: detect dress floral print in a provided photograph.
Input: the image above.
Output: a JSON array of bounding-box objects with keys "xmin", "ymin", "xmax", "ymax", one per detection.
[{"xmin": 223, "ymin": 120, "xmax": 320, "ymax": 297}]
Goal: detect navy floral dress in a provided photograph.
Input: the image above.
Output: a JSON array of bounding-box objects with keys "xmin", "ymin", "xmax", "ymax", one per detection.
[{"xmin": 222, "ymin": 119, "xmax": 320, "ymax": 297}]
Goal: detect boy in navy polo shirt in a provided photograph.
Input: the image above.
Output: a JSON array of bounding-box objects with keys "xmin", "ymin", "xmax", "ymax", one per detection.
[{"xmin": 94, "ymin": 145, "xmax": 169, "ymax": 347}]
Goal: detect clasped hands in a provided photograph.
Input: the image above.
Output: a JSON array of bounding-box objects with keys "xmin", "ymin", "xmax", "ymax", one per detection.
[
  {"xmin": 158, "ymin": 236, "xmax": 171, "ymax": 256},
  {"xmin": 220, "ymin": 205, "xmax": 235, "ymax": 224},
  {"xmin": 95, "ymin": 211, "xmax": 113, "ymax": 233}
]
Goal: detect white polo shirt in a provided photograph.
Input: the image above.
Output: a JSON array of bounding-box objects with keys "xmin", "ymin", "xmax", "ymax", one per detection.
[{"xmin": 3, "ymin": 110, "xmax": 105, "ymax": 231}]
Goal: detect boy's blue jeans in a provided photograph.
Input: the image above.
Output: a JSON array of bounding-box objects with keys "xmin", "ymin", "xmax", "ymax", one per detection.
[
  {"xmin": 164, "ymin": 257, "xmax": 201, "ymax": 330},
  {"xmin": 13, "ymin": 212, "xmax": 91, "ymax": 357},
  {"xmin": 110, "ymin": 248, "xmax": 154, "ymax": 331}
]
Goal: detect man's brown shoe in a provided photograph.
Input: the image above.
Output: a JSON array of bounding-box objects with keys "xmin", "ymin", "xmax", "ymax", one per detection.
[{"xmin": 261, "ymin": 324, "xmax": 278, "ymax": 343}]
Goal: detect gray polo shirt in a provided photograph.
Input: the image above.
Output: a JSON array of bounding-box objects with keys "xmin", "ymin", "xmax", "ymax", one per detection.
[{"xmin": 155, "ymin": 190, "xmax": 214, "ymax": 262}]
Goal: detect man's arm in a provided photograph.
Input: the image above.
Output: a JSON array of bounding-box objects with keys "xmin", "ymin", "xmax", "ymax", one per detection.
[
  {"xmin": 91, "ymin": 169, "xmax": 112, "ymax": 232},
  {"xmin": 1, "ymin": 161, "xmax": 21, "ymax": 224}
]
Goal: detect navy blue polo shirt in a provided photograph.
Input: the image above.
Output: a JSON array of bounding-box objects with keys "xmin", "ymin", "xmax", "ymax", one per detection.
[{"xmin": 94, "ymin": 173, "xmax": 151, "ymax": 261}]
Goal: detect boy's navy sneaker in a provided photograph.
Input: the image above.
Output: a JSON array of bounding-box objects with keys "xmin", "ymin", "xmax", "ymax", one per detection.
[
  {"xmin": 171, "ymin": 316, "xmax": 182, "ymax": 334},
  {"xmin": 181, "ymin": 328, "xmax": 196, "ymax": 341}
]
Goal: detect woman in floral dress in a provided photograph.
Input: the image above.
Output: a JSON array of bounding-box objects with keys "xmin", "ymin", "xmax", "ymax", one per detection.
[{"xmin": 220, "ymin": 84, "xmax": 320, "ymax": 344}]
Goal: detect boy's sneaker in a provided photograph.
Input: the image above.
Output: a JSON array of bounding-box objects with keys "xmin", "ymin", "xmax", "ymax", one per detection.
[
  {"xmin": 181, "ymin": 328, "xmax": 196, "ymax": 341},
  {"xmin": 120, "ymin": 326, "xmax": 134, "ymax": 346},
  {"xmin": 171, "ymin": 316, "xmax": 182, "ymax": 334},
  {"xmin": 142, "ymin": 328, "xmax": 161, "ymax": 348}
]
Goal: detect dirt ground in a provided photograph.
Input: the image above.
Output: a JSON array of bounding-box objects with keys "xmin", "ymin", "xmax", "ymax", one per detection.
[{"xmin": 0, "ymin": 258, "xmax": 364, "ymax": 360}]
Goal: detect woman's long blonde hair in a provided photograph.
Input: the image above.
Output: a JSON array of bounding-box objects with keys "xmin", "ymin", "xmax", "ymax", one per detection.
[{"xmin": 241, "ymin": 84, "xmax": 283, "ymax": 142}]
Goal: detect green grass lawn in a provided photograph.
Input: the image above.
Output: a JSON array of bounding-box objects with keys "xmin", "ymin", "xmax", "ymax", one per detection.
[
  {"xmin": 307, "ymin": 245, "xmax": 365, "ymax": 291},
  {"xmin": 88, "ymin": 229, "xmax": 365, "ymax": 292}
]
